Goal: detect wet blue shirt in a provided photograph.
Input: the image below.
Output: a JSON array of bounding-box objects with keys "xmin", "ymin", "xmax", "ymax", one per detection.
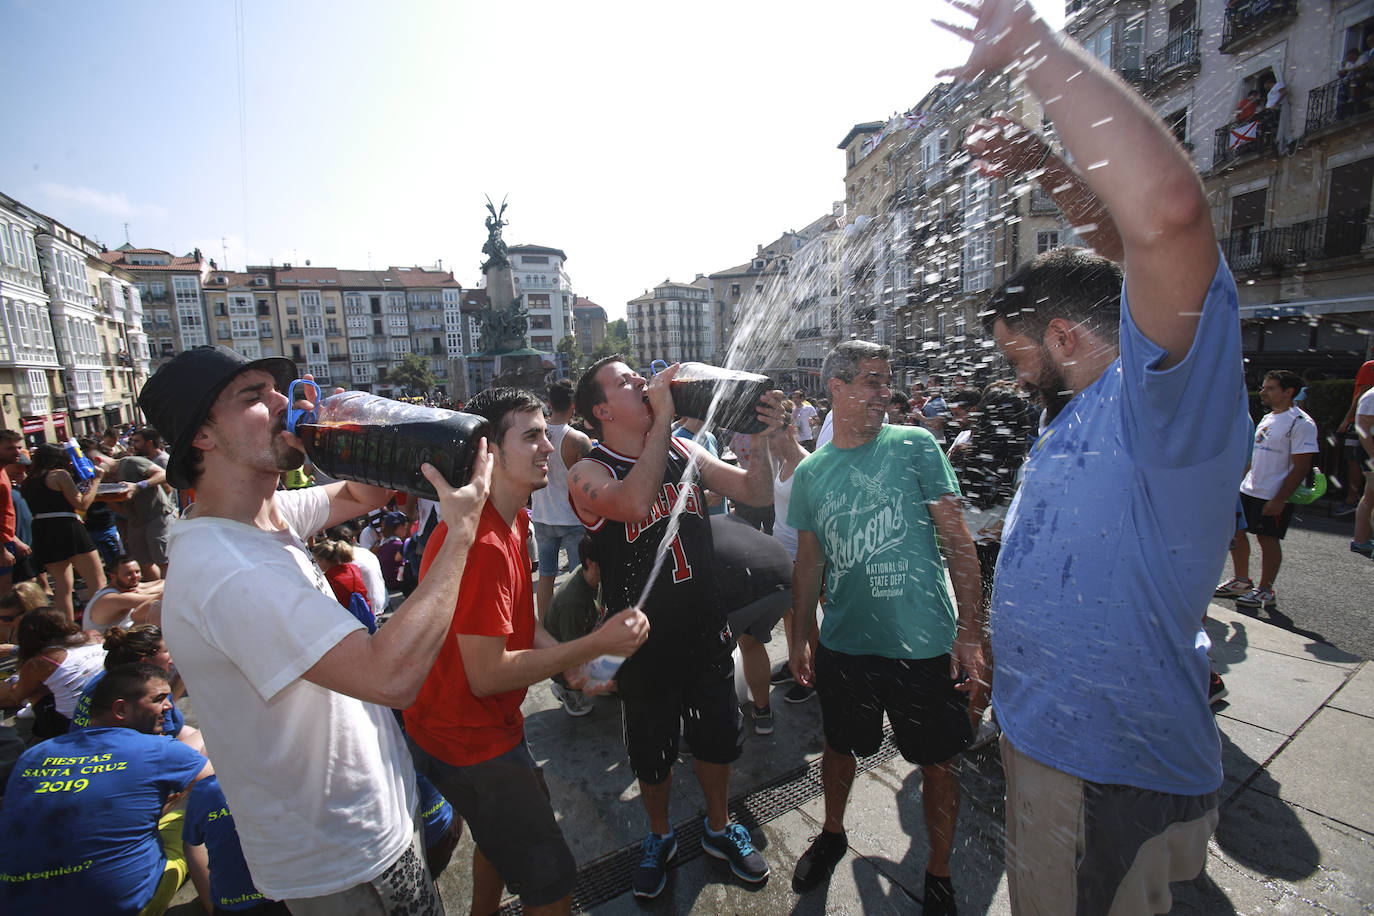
[
  {"xmin": 71, "ymin": 669, "xmax": 184, "ymax": 737},
  {"xmin": 992, "ymin": 254, "xmax": 1250, "ymax": 794},
  {"xmin": 183, "ymin": 775, "xmax": 273, "ymax": 911},
  {"xmin": 0, "ymin": 727, "xmax": 206, "ymax": 915},
  {"xmin": 416, "ymin": 773, "xmax": 454, "ymax": 848}
]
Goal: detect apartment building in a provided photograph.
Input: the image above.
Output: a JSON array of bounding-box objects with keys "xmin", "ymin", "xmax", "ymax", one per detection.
[
  {"xmin": 1067, "ymin": 0, "xmax": 1374, "ymax": 378},
  {"xmin": 0, "ymin": 196, "xmax": 62, "ymax": 442},
  {"xmin": 391, "ymin": 265, "xmax": 464, "ymax": 400},
  {"xmin": 836, "ymin": 78, "xmax": 1066, "ymax": 387},
  {"xmin": 101, "ymin": 246, "xmax": 210, "ymax": 370},
  {"xmin": 86, "ymin": 253, "xmax": 150, "ymax": 430},
  {"xmin": 203, "ymin": 269, "xmax": 280, "ymax": 363},
  {"xmin": 625, "ymin": 277, "xmax": 714, "ymax": 367},
  {"xmin": 571, "ymin": 297, "xmax": 607, "ymax": 354},
  {"xmin": 509, "ymin": 244, "xmax": 574, "ymax": 371}
]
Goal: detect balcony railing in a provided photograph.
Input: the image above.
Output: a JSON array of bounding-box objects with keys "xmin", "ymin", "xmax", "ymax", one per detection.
[
  {"xmin": 1218, "ymin": 209, "xmax": 1371, "ymax": 272},
  {"xmin": 1305, "ymin": 75, "xmax": 1374, "ymax": 134},
  {"xmin": 1220, "ymin": 0, "xmax": 1297, "ymax": 54},
  {"xmin": 1144, "ymin": 29, "xmax": 1201, "ymax": 87},
  {"xmin": 1212, "ymin": 113, "xmax": 1279, "ymax": 167}
]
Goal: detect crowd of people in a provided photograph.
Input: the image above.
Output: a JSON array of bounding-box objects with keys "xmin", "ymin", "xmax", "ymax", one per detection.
[{"xmin": 0, "ymin": 2, "xmax": 1362, "ymax": 914}]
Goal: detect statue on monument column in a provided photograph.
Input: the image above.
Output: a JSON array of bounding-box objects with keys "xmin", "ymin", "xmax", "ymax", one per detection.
[{"xmin": 480, "ymin": 195, "xmax": 511, "ymax": 273}]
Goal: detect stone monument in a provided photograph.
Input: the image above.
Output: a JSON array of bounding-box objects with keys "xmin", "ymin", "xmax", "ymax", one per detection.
[{"xmin": 471, "ymin": 197, "xmax": 547, "ymax": 392}]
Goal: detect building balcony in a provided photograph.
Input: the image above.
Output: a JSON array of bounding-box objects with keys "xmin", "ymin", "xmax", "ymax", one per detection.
[
  {"xmin": 1212, "ymin": 114, "xmax": 1280, "ymax": 168},
  {"xmin": 1219, "ymin": 209, "xmax": 1371, "ymax": 272},
  {"xmin": 1143, "ymin": 29, "xmax": 1201, "ymax": 90},
  {"xmin": 1304, "ymin": 75, "xmax": 1374, "ymax": 136},
  {"xmin": 1219, "ymin": 0, "xmax": 1297, "ymax": 54}
]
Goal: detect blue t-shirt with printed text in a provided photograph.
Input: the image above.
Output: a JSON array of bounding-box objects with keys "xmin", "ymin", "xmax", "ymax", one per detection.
[
  {"xmin": 183, "ymin": 775, "xmax": 273, "ymax": 911},
  {"xmin": 991, "ymin": 253, "xmax": 1251, "ymax": 795},
  {"xmin": 0, "ymin": 726, "xmax": 206, "ymax": 915},
  {"xmin": 71, "ymin": 669, "xmax": 184, "ymax": 737},
  {"xmin": 788, "ymin": 423, "xmax": 961, "ymax": 658}
]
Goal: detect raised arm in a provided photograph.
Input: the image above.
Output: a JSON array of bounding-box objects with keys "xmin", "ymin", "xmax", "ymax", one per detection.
[
  {"xmin": 693, "ymin": 391, "xmax": 785, "ymax": 508},
  {"xmin": 940, "ymin": 0, "xmax": 1218, "ymax": 367}
]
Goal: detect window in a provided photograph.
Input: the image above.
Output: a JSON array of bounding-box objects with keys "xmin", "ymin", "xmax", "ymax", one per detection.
[
  {"xmin": 1165, "ymin": 106, "xmax": 1189, "ymax": 147},
  {"xmin": 1086, "ymin": 24, "xmax": 1112, "ymax": 67},
  {"xmin": 173, "ymin": 276, "xmax": 199, "ymax": 304},
  {"xmin": 1168, "ymin": 0, "xmax": 1196, "ymax": 37},
  {"xmin": 390, "ymin": 338, "xmax": 411, "ymax": 355},
  {"xmin": 1037, "ymin": 230, "xmax": 1062, "ymax": 254}
]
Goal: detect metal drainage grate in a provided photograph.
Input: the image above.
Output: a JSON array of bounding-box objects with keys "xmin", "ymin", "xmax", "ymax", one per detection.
[{"xmin": 497, "ymin": 727, "xmax": 904, "ymax": 914}]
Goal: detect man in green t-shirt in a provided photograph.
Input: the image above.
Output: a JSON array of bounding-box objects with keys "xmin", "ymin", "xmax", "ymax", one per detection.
[
  {"xmin": 544, "ymin": 534, "xmax": 602, "ymax": 716},
  {"xmin": 785, "ymin": 339, "xmax": 984, "ymax": 912}
]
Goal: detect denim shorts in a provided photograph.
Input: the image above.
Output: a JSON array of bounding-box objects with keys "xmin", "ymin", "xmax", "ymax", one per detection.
[{"xmin": 533, "ymin": 522, "xmax": 584, "ymax": 575}]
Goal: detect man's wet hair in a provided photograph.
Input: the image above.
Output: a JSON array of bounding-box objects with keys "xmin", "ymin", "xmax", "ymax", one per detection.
[
  {"xmin": 89, "ymin": 662, "xmax": 168, "ymax": 717},
  {"xmin": 822, "ymin": 340, "xmax": 890, "ymax": 386},
  {"xmin": 466, "ymin": 387, "xmax": 545, "ymax": 446},
  {"xmin": 948, "ymin": 388, "xmax": 983, "ymax": 411},
  {"xmin": 574, "ymin": 354, "xmax": 628, "ymax": 439},
  {"xmin": 133, "ymin": 427, "xmax": 161, "ymax": 447},
  {"xmin": 982, "ymin": 246, "xmax": 1122, "ymax": 346},
  {"xmin": 1264, "ymin": 369, "xmax": 1303, "ymax": 397},
  {"xmin": 548, "ymin": 378, "xmax": 574, "ymax": 413}
]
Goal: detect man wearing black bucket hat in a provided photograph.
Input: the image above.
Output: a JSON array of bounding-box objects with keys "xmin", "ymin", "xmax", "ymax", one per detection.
[{"xmin": 138, "ymin": 345, "xmax": 492, "ymax": 913}]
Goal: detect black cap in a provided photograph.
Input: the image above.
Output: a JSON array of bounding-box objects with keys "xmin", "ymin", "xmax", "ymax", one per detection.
[{"xmin": 137, "ymin": 346, "xmax": 298, "ymax": 489}]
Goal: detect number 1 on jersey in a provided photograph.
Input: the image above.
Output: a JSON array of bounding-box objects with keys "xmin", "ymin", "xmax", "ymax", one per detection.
[{"xmin": 668, "ymin": 533, "xmax": 693, "ymax": 583}]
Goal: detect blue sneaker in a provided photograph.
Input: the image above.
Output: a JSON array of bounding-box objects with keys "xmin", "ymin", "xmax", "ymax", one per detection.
[
  {"xmin": 701, "ymin": 820, "xmax": 769, "ymax": 883},
  {"xmin": 632, "ymin": 830, "xmax": 676, "ymax": 898},
  {"xmin": 1351, "ymin": 540, "xmax": 1374, "ymax": 558}
]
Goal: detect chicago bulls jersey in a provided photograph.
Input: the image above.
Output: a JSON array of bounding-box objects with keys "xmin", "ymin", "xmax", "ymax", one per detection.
[{"xmin": 581, "ymin": 437, "xmax": 731, "ymax": 694}]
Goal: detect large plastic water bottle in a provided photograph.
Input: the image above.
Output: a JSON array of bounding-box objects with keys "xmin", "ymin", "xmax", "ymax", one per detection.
[
  {"xmin": 289, "ymin": 389, "xmax": 491, "ymax": 499},
  {"xmin": 667, "ymin": 363, "xmax": 772, "ymax": 434}
]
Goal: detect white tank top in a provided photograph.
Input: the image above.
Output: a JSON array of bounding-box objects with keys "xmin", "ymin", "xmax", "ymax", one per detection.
[
  {"xmin": 530, "ymin": 423, "xmax": 582, "ymax": 527},
  {"xmin": 772, "ymin": 463, "xmax": 799, "ymax": 561},
  {"xmin": 44, "ymin": 642, "xmax": 107, "ymax": 718},
  {"xmin": 83, "ymin": 586, "xmax": 134, "ymax": 635}
]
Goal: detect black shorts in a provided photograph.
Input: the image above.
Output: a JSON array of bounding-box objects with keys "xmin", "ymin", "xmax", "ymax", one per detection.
[
  {"xmin": 407, "ymin": 736, "xmax": 576, "ymax": 907},
  {"xmin": 620, "ymin": 648, "xmax": 743, "ymax": 784},
  {"xmin": 815, "ymin": 645, "xmax": 971, "ymax": 765},
  {"xmin": 1239, "ymin": 492, "xmax": 1296, "ymax": 539},
  {"xmin": 726, "ymin": 589, "xmax": 789, "ymax": 643}
]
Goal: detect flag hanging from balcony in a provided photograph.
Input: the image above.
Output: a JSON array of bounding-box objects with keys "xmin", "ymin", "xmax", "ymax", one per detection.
[{"xmin": 1229, "ymin": 120, "xmax": 1258, "ymax": 151}]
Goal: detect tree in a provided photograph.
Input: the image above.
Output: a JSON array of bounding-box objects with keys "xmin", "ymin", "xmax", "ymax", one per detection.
[
  {"xmin": 390, "ymin": 352, "xmax": 436, "ymax": 396},
  {"xmin": 557, "ymin": 334, "xmax": 584, "ymax": 375},
  {"xmin": 588, "ymin": 318, "xmax": 636, "ymax": 368}
]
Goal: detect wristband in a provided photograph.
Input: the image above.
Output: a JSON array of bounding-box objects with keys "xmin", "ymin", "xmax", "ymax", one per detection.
[{"xmin": 137, "ymin": 479, "xmax": 149, "ymax": 490}]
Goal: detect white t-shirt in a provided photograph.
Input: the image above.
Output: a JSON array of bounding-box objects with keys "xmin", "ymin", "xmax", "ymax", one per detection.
[
  {"xmin": 1240, "ymin": 407, "xmax": 1319, "ymax": 499},
  {"xmin": 1357, "ymin": 386, "xmax": 1374, "ymax": 420},
  {"xmin": 793, "ymin": 402, "xmax": 818, "ymax": 442},
  {"xmin": 350, "ymin": 543, "xmax": 389, "ymax": 613},
  {"xmin": 162, "ymin": 487, "xmax": 416, "ymax": 900}
]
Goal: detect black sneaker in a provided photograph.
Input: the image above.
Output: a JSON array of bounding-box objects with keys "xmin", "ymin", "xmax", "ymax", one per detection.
[
  {"xmin": 784, "ymin": 682, "xmax": 815, "ymax": 704},
  {"xmin": 924, "ymin": 871, "xmax": 958, "ymax": 916},
  {"xmin": 752, "ymin": 704, "xmax": 774, "ymax": 736},
  {"xmin": 769, "ymin": 664, "xmax": 794, "ymax": 685},
  {"xmin": 632, "ymin": 830, "xmax": 677, "ymax": 898},
  {"xmin": 700, "ymin": 820, "xmax": 769, "ymax": 883},
  {"xmin": 792, "ymin": 829, "xmax": 847, "ymax": 893},
  {"xmin": 1209, "ymin": 672, "xmax": 1229, "ymax": 707}
]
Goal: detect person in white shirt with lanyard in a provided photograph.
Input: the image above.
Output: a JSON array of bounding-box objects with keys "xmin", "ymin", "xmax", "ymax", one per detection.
[{"xmin": 1221, "ymin": 370, "xmax": 1318, "ymax": 613}]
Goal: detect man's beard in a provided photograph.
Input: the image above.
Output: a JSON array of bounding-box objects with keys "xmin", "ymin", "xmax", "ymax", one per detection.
[
  {"xmin": 1032, "ymin": 366, "xmax": 1073, "ymax": 423},
  {"xmin": 271, "ymin": 416, "xmax": 305, "ymax": 471}
]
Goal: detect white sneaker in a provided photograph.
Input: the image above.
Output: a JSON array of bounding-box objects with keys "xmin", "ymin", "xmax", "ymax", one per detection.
[{"xmin": 551, "ymin": 682, "xmax": 593, "ymax": 718}]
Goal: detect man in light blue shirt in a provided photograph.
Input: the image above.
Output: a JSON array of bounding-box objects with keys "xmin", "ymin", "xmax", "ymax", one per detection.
[{"xmin": 943, "ymin": 1, "xmax": 1252, "ymax": 912}]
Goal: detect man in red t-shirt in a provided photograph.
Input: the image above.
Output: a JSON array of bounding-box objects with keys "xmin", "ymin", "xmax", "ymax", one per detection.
[
  {"xmin": 1338, "ymin": 355, "xmax": 1374, "ymax": 509},
  {"xmin": 0, "ymin": 430, "xmax": 29, "ymax": 595},
  {"xmin": 404, "ymin": 387, "xmax": 649, "ymax": 916}
]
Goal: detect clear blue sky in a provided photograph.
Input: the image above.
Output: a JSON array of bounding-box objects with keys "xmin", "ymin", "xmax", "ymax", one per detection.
[{"xmin": 2, "ymin": 0, "xmax": 1061, "ymax": 320}]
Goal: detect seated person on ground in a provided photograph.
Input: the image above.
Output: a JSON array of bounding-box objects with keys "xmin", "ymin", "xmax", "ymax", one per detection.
[
  {"xmin": 0, "ymin": 663, "xmax": 213, "ymax": 916},
  {"xmin": 544, "ymin": 533, "xmax": 605, "ymax": 715},
  {"xmin": 83, "ymin": 554, "xmax": 164, "ymax": 635}
]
